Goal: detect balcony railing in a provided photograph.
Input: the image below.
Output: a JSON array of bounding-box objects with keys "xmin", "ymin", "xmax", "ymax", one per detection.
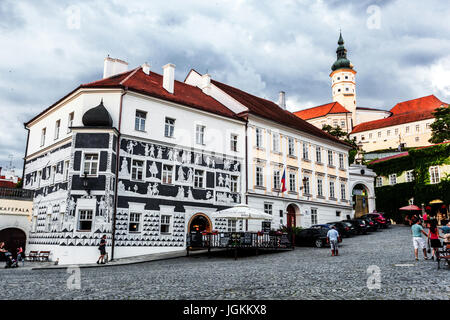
[{"xmin": 0, "ymin": 187, "xmax": 34, "ymax": 200}]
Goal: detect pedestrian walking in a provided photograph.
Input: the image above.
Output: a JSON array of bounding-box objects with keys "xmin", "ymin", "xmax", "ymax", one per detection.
[
  {"xmin": 411, "ymin": 219, "xmax": 429, "ymax": 261},
  {"xmin": 428, "ymin": 221, "xmax": 444, "ymax": 260},
  {"xmin": 16, "ymin": 246, "xmax": 24, "ymax": 266},
  {"xmin": 97, "ymin": 235, "xmax": 107, "ymax": 264},
  {"xmin": 326, "ymin": 225, "xmax": 340, "ymax": 256}
]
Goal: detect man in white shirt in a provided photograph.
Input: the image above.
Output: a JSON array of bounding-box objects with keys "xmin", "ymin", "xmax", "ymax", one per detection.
[{"xmin": 327, "ymin": 226, "xmax": 340, "ymax": 256}]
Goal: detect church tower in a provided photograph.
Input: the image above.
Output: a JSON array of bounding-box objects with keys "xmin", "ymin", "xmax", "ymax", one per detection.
[{"xmin": 330, "ymin": 32, "xmax": 357, "ymax": 128}]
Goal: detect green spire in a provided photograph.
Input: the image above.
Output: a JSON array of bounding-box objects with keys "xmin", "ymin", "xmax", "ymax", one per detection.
[{"xmin": 331, "ymin": 31, "xmax": 353, "ymax": 72}]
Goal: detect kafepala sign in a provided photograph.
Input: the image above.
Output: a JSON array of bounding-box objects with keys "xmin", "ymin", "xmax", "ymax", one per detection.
[{"xmin": 0, "ymin": 199, "xmax": 33, "ymax": 217}]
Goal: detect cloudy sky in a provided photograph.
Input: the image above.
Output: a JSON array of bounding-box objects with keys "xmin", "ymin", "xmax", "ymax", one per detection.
[{"xmin": 1, "ymin": 0, "xmax": 450, "ymax": 175}]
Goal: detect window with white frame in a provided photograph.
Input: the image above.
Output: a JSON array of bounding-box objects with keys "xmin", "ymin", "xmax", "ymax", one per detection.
[
  {"xmin": 40, "ymin": 128, "xmax": 46, "ymax": 147},
  {"xmin": 406, "ymin": 170, "xmax": 415, "ymax": 182},
  {"xmin": 51, "ymin": 165, "xmax": 56, "ymax": 184},
  {"xmin": 227, "ymin": 220, "xmax": 237, "ymax": 232},
  {"xmin": 264, "ymin": 203, "xmax": 273, "ymax": 215},
  {"xmin": 128, "ymin": 212, "xmax": 141, "ymax": 232},
  {"xmin": 317, "ymin": 179, "xmax": 323, "ymax": 197},
  {"xmin": 230, "ymin": 134, "xmax": 238, "ymax": 152},
  {"xmin": 341, "ymin": 120, "xmax": 345, "ymax": 128},
  {"xmin": 376, "ymin": 176, "xmax": 383, "ymax": 187},
  {"xmin": 303, "ymin": 176, "xmax": 310, "ymax": 195},
  {"xmin": 230, "ymin": 175, "xmax": 238, "ymax": 192},
  {"xmin": 272, "ymin": 133, "xmax": 280, "ymax": 152},
  {"xmin": 63, "ymin": 160, "xmax": 70, "ymax": 181},
  {"xmin": 429, "ymin": 166, "xmax": 440, "ymax": 184},
  {"xmin": 83, "ymin": 153, "xmax": 99, "ymax": 176},
  {"xmin": 194, "ymin": 169, "xmax": 205, "ymax": 188},
  {"xmin": 339, "ymin": 154, "xmax": 345, "ymax": 169},
  {"xmin": 162, "ymin": 165, "xmax": 174, "ymax": 184},
  {"xmin": 311, "ymin": 208, "xmax": 318, "ymax": 225},
  {"xmin": 256, "ymin": 166, "xmax": 264, "ymax": 187},
  {"xmin": 406, "ymin": 126, "xmax": 410, "ymax": 133},
  {"xmin": 316, "ymin": 147, "xmax": 322, "ymax": 163},
  {"xmin": 164, "ymin": 117, "xmax": 175, "ymax": 137},
  {"xmin": 78, "ymin": 210, "xmax": 93, "ymax": 231},
  {"xmin": 273, "ymin": 170, "xmax": 281, "ymax": 190},
  {"xmin": 369, "ymin": 133, "xmax": 372, "ymax": 139},
  {"xmin": 256, "ymin": 128, "xmax": 263, "ymax": 148},
  {"xmin": 389, "ymin": 173, "xmax": 397, "ymax": 185},
  {"xmin": 135, "ymin": 110, "xmax": 146, "ymax": 131},
  {"xmin": 415, "ymin": 124, "xmax": 420, "ymax": 132},
  {"xmin": 329, "ymin": 181, "xmax": 335, "ymax": 199},
  {"xmin": 328, "ymin": 150, "xmax": 333, "ymax": 166},
  {"xmin": 160, "ymin": 215, "xmax": 171, "ymax": 234},
  {"xmin": 131, "ymin": 160, "xmax": 144, "ymax": 181},
  {"xmin": 67, "ymin": 112, "xmax": 74, "ymax": 133},
  {"xmin": 302, "ymin": 143, "xmax": 309, "ymax": 160},
  {"xmin": 395, "ymin": 128, "xmax": 399, "ymax": 135},
  {"xmin": 340, "ymin": 183, "xmax": 346, "ymax": 200},
  {"xmin": 387, "ymin": 130, "xmax": 390, "ymax": 137},
  {"xmin": 378, "ymin": 131, "xmax": 381, "ymax": 138},
  {"xmin": 289, "ymin": 172, "xmax": 296, "ymax": 192},
  {"xmin": 54, "ymin": 120, "xmax": 60, "ymax": 140},
  {"xmin": 196, "ymin": 125, "xmax": 205, "ymax": 145},
  {"xmin": 288, "ymin": 137, "xmax": 295, "ymax": 156}
]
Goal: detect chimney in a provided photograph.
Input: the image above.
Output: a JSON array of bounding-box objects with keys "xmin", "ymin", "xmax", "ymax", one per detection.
[
  {"xmin": 162, "ymin": 63, "xmax": 176, "ymax": 94},
  {"xmin": 142, "ymin": 62, "xmax": 150, "ymax": 75},
  {"xmin": 278, "ymin": 91, "xmax": 286, "ymax": 109},
  {"xmin": 103, "ymin": 56, "xmax": 129, "ymax": 79},
  {"xmin": 200, "ymin": 74, "xmax": 211, "ymax": 94}
]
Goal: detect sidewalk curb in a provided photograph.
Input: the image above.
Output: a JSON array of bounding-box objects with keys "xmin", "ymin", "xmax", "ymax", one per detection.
[{"xmin": 30, "ymin": 249, "xmax": 209, "ymax": 271}]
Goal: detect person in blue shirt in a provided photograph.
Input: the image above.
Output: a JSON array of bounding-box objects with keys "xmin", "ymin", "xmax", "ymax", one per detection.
[
  {"xmin": 441, "ymin": 221, "xmax": 450, "ymax": 243},
  {"xmin": 327, "ymin": 226, "xmax": 340, "ymax": 256},
  {"xmin": 411, "ymin": 220, "xmax": 429, "ymax": 261}
]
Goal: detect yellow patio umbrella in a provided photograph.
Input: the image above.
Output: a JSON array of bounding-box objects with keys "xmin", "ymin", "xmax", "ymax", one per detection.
[{"xmin": 429, "ymin": 199, "xmax": 443, "ymax": 204}]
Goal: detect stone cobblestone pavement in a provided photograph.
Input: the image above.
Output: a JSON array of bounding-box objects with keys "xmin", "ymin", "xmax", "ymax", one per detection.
[{"xmin": 0, "ymin": 225, "xmax": 449, "ymax": 300}]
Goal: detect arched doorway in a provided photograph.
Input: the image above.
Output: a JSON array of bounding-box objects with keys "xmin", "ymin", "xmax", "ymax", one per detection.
[
  {"xmin": 0, "ymin": 228, "xmax": 26, "ymax": 259},
  {"xmin": 352, "ymin": 184, "xmax": 369, "ymax": 218},
  {"xmin": 188, "ymin": 213, "xmax": 212, "ymax": 233},
  {"xmin": 286, "ymin": 204, "xmax": 299, "ymax": 228}
]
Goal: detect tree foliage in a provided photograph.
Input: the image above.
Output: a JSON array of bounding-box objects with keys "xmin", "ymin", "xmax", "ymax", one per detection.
[
  {"xmin": 321, "ymin": 124, "xmax": 358, "ymax": 163},
  {"xmin": 429, "ymin": 104, "xmax": 450, "ymax": 144}
]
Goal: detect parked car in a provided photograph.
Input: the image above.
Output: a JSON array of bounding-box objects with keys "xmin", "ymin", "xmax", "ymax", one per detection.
[
  {"xmin": 295, "ymin": 228, "xmax": 340, "ymax": 248},
  {"xmin": 344, "ymin": 219, "xmax": 369, "ymax": 235},
  {"xmin": 310, "ymin": 224, "xmax": 332, "ymax": 231},
  {"xmin": 377, "ymin": 212, "xmax": 391, "ymax": 227},
  {"xmin": 364, "ymin": 213, "xmax": 389, "ymax": 229},
  {"xmin": 326, "ymin": 221, "xmax": 353, "ymax": 238},
  {"xmin": 340, "ymin": 221, "xmax": 358, "ymax": 236},
  {"xmin": 360, "ymin": 216, "xmax": 378, "ymax": 231}
]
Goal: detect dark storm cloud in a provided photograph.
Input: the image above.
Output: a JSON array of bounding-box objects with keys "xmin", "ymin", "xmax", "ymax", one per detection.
[{"xmin": 0, "ymin": 0, "xmax": 449, "ymax": 174}]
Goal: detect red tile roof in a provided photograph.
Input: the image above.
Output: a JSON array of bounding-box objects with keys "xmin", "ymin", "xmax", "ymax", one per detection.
[
  {"xmin": 351, "ymin": 95, "xmax": 446, "ymax": 134},
  {"xmin": 26, "ymin": 67, "xmax": 244, "ymax": 126},
  {"xmin": 210, "ymin": 80, "xmax": 350, "ymax": 147},
  {"xmin": 293, "ymin": 102, "xmax": 350, "ymax": 120},
  {"xmin": 80, "ymin": 68, "xmax": 243, "ymax": 121},
  {"xmin": 390, "ymin": 95, "xmax": 444, "ymax": 115}
]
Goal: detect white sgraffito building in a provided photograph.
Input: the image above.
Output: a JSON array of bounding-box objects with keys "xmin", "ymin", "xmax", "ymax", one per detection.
[{"xmin": 23, "ymin": 54, "xmax": 374, "ymax": 265}]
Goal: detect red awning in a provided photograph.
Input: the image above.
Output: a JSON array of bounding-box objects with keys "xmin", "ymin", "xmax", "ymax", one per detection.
[{"xmin": 399, "ymin": 205, "xmax": 422, "ymax": 211}]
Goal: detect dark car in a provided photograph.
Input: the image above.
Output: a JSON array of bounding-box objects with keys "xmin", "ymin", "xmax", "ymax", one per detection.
[
  {"xmin": 326, "ymin": 221, "xmax": 353, "ymax": 238},
  {"xmin": 364, "ymin": 213, "xmax": 388, "ymax": 229},
  {"xmin": 344, "ymin": 219, "xmax": 369, "ymax": 235},
  {"xmin": 310, "ymin": 224, "xmax": 332, "ymax": 232},
  {"xmin": 340, "ymin": 221, "xmax": 357, "ymax": 236},
  {"xmin": 360, "ymin": 216, "xmax": 378, "ymax": 231},
  {"xmin": 296, "ymin": 228, "xmax": 333, "ymax": 248}
]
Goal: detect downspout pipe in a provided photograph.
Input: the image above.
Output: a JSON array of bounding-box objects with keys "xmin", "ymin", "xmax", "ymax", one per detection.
[
  {"xmin": 111, "ymin": 88, "xmax": 126, "ymax": 261},
  {"xmin": 21, "ymin": 124, "xmax": 31, "ymax": 188}
]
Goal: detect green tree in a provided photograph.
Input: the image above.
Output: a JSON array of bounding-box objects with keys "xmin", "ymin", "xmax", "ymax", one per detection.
[
  {"xmin": 322, "ymin": 124, "xmax": 358, "ymax": 149},
  {"xmin": 429, "ymin": 104, "xmax": 450, "ymax": 143}
]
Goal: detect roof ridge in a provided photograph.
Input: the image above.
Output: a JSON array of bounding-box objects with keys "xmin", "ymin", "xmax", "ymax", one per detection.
[{"xmin": 119, "ymin": 66, "xmax": 141, "ymax": 86}]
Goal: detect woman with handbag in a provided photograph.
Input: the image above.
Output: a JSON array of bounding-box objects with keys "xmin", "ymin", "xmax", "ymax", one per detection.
[{"xmin": 428, "ymin": 221, "xmax": 444, "ymax": 260}]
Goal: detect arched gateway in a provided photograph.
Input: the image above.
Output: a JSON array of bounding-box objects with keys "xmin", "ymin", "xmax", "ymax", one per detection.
[
  {"xmin": 188, "ymin": 213, "xmax": 212, "ymax": 233},
  {"xmin": 352, "ymin": 183, "xmax": 369, "ymax": 217},
  {"xmin": 0, "ymin": 227, "xmax": 26, "ymax": 258}
]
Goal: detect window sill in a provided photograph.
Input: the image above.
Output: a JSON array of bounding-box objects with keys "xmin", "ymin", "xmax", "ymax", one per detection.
[
  {"xmin": 316, "ymin": 162, "xmax": 324, "ymax": 166},
  {"xmin": 272, "ymin": 151, "xmax": 282, "ymax": 155},
  {"xmin": 255, "ymin": 147, "xmax": 265, "ymax": 151},
  {"xmin": 160, "ymin": 232, "xmax": 172, "ymax": 236},
  {"xmin": 135, "ymin": 129, "xmax": 147, "ymax": 133},
  {"xmin": 288, "ymin": 191, "xmax": 298, "ymax": 195},
  {"xmin": 339, "ymin": 167, "xmax": 346, "ymax": 171},
  {"xmin": 302, "ymin": 158, "xmax": 311, "ymax": 162},
  {"xmin": 303, "ymin": 193, "xmax": 312, "ymax": 197},
  {"xmin": 272, "ymin": 188, "xmax": 281, "ymax": 192},
  {"xmin": 328, "ymin": 165, "xmax": 335, "ymax": 169},
  {"xmin": 288, "ymin": 155, "xmax": 297, "ymax": 159},
  {"xmin": 254, "ymin": 185, "xmax": 266, "ymax": 190},
  {"xmin": 329, "ymin": 197, "xmax": 337, "ymax": 201},
  {"xmin": 317, "ymin": 195, "xmax": 325, "ymax": 199}
]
